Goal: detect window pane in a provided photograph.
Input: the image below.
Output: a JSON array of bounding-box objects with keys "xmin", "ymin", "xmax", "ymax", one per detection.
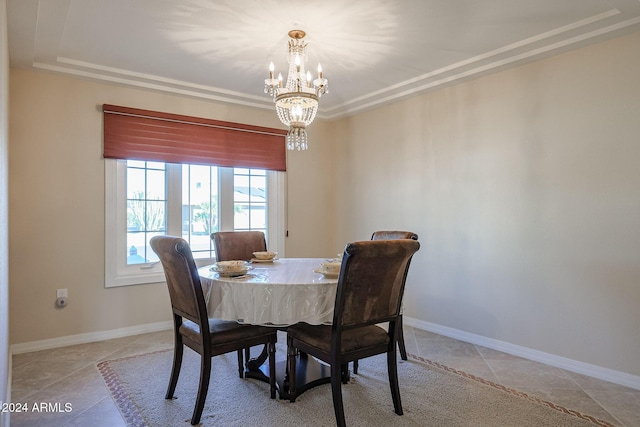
[
  {"xmin": 127, "ymin": 160, "xmax": 146, "ymax": 168},
  {"xmin": 182, "ymin": 164, "xmax": 218, "ymax": 259},
  {"xmin": 233, "ymin": 168, "xmax": 267, "ymax": 232},
  {"xmin": 233, "ymin": 175, "xmax": 250, "ymax": 202},
  {"xmin": 127, "ymin": 200, "xmax": 145, "ymax": 231},
  {"xmin": 146, "ymin": 169, "xmax": 165, "ymax": 200},
  {"xmin": 126, "ymin": 232, "xmax": 146, "ymax": 264},
  {"xmin": 146, "ymin": 161, "xmax": 165, "ymax": 170},
  {"xmin": 145, "ymin": 201, "xmax": 166, "ymax": 232},
  {"xmin": 250, "ymin": 176, "xmax": 266, "ymax": 200},
  {"xmin": 127, "ymin": 231, "xmax": 163, "ymax": 264},
  {"xmin": 253, "ymin": 204, "xmax": 267, "ymax": 229},
  {"xmin": 126, "ymin": 161, "xmax": 167, "ymax": 265},
  {"xmin": 126, "ymin": 168, "xmax": 145, "ymax": 199}
]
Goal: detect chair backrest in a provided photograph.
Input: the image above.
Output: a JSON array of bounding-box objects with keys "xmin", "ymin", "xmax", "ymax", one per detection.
[
  {"xmin": 371, "ymin": 230, "xmax": 418, "ymax": 241},
  {"xmin": 150, "ymin": 236, "xmax": 208, "ymax": 332},
  {"xmin": 371, "ymin": 230, "xmax": 418, "ymax": 296},
  {"xmin": 334, "ymin": 239, "xmax": 420, "ymax": 329},
  {"xmin": 211, "ymin": 231, "xmax": 267, "ymax": 262}
]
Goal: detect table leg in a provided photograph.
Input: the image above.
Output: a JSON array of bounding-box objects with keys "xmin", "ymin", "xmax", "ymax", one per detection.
[
  {"xmin": 276, "ymin": 352, "xmax": 331, "ymax": 400},
  {"xmin": 244, "ymin": 345, "xmax": 270, "ymax": 382},
  {"xmin": 242, "ymin": 345, "xmax": 332, "ymax": 400}
]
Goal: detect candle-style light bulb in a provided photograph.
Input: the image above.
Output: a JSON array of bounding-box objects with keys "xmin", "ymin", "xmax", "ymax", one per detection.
[
  {"xmin": 317, "ymin": 63, "xmax": 323, "ymax": 79},
  {"xmin": 278, "ymin": 73, "xmax": 283, "ymax": 88},
  {"xmin": 306, "ymin": 71, "xmax": 312, "ymax": 87},
  {"xmin": 295, "ymin": 54, "xmax": 301, "ymax": 73},
  {"xmin": 269, "ymin": 61, "xmax": 274, "ymax": 79}
]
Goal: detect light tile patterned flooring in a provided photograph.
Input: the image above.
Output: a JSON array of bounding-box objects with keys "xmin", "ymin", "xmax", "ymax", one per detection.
[{"xmin": 9, "ymin": 327, "xmax": 640, "ymax": 426}]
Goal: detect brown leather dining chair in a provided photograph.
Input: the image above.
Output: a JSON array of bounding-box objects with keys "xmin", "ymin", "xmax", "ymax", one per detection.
[
  {"xmin": 150, "ymin": 235, "xmax": 277, "ymax": 426},
  {"xmin": 287, "ymin": 239, "xmax": 420, "ymax": 427},
  {"xmin": 210, "ymin": 230, "xmax": 268, "ymax": 366},
  {"xmin": 211, "ymin": 230, "xmax": 267, "ymax": 262},
  {"xmin": 352, "ymin": 230, "xmax": 419, "ymax": 375},
  {"xmin": 370, "ymin": 231, "xmax": 418, "ymax": 361}
]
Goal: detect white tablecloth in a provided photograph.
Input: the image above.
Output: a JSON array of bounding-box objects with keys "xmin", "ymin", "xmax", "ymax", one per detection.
[{"xmin": 198, "ymin": 258, "xmax": 338, "ymax": 326}]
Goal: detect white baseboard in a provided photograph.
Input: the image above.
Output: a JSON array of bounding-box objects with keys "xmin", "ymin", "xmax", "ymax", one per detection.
[
  {"xmin": 10, "ymin": 317, "xmax": 640, "ymax": 391},
  {"xmin": 10, "ymin": 321, "xmax": 173, "ymax": 355},
  {"xmin": 404, "ymin": 317, "xmax": 640, "ymax": 391}
]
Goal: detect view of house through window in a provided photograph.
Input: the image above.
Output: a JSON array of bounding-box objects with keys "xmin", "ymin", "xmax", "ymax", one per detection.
[
  {"xmin": 234, "ymin": 168, "xmax": 267, "ymax": 233},
  {"xmin": 125, "ymin": 161, "xmax": 267, "ymax": 265},
  {"xmin": 181, "ymin": 164, "xmax": 219, "ymax": 260}
]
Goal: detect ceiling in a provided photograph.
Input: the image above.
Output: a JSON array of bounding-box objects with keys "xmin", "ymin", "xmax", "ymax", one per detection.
[{"xmin": 7, "ymin": 0, "xmax": 640, "ymax": 120}]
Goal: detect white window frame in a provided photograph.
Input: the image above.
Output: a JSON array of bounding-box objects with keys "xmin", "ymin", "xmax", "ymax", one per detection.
[{"xmin": 105, "ymin": 159, "xmax": 286, "ymax": 287}]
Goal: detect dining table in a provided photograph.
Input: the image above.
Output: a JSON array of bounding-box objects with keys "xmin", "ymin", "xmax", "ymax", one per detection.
[{"xmin": 198, "ymin": 257, "xmax": 339, "ymax": 399}]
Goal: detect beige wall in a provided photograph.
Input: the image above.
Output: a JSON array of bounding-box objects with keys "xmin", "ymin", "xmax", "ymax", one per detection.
[
  {"xmin": 8, "ymin": 70, "xmax": 334, "ymax": 345},
  {"xmin": 1, "ymin": 0, "xmax": 11, "ymax": 423},
  {"xmin": 331, "ymin": 31, "xmax": 640, "ymax": 376},
  {"xmin": 285, "ymin": 121, "xmax": 336, "ymax": 256}
]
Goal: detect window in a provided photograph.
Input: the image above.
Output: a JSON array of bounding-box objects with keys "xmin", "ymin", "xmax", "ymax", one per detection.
[
  {"xmin": 233, "ymin": 168, "xmax": 267, "ymax": 231},
  {"xmin": 180, "ymin": 164, "xmax": 219, "ymax": 260},
  {"xmin": 125, "ymin": 161, "xmax": 166, "ymax": 265},
  {"xmin": 106, "ymin": 159, "xmax": 285, "ymax": 287}
]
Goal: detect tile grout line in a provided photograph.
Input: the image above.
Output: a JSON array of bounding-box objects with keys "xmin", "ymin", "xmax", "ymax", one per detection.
[
  {"xmin": 473, "ymin": 343, "xmax": 503, "ymax": 384},
  {"xmin": 560, "ymin": 368, "xmax": 627, "ymax": 427},
  {"xmin": 60, "ymin": 395, "xmax": 114, "ymax": 427}
]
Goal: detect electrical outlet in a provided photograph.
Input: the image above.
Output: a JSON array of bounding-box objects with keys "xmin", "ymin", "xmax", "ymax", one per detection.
[{"xmin": 57, "ymin": 289, "xmax": 68, "ymax": 298}]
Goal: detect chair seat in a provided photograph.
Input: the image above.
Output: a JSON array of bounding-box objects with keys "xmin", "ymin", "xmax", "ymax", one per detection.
[
  {"xmin": 287, "ymin": 323, "xmax": 389, "ymax": 355},
  {"xmin": 180, "ymin": 319, "xmax": 274, "ymax": 346}
]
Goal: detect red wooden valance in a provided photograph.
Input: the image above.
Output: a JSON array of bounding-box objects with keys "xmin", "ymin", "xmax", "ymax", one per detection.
[{"xmin": 103, "ymin": 104, "xmax": 287, "ymax": 171}]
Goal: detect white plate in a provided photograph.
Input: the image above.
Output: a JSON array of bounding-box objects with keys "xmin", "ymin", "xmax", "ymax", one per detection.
[
  {"xmin": 250, "ymin": 258, "xmax": 276, "ymax": 263},
  {"xmin": 313, "ymin": 268, "xmax": 339, "ymax": 279},
  {"xmin": 211, "ymin": 266, "xmax": 252, "ymax": 277}
]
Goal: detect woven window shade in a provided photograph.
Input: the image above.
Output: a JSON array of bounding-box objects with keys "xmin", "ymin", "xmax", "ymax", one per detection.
[{"xmin": 103, "ymin": 104, "xmax": 287, "ymax": 171}]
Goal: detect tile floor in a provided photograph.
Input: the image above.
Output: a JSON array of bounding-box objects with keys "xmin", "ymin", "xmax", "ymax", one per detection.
[{"xmin": 8, "ymin": 326, "xmax": 640, "ymax": 427}]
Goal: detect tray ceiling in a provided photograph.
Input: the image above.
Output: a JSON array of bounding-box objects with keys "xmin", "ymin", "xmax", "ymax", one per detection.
[{"xmin": 7, "ymin": 0, "xmax": 640, "ymax": 119}]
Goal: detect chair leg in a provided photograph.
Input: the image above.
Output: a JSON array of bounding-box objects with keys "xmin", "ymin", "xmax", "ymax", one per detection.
[
  {"xmin": 237, "ymin": 350, "xmax": 244, "ymax": 378},
  {"xmin": 397, "ymin": 314, "xmax": 408, "ymax": 361},
  {"xmin": 354, "ymin": 314, "xmax": 406, "ymax": 375},
  {"xmin": 331, "ymin": 366, "xmax": 347, "ymax": 427},
  {"xmin": 287, "ymin": 336, "xmax": 297, "ymax": 402},
  {"xmin": 191, "ymin": 355, "xmax": 211, "ymax": 425},
  {"xmin": 244, "ymin": 347, "xmax": 251, "ymax": 368},
  {"xmin": 387, "ymin": 348, "xmax": 403, "ymax": 416},
  {"xmin": 340, "ymin": 363, "xmax": 349, "ymax": 384},
  {"xmin": 166, "ymin": 331, "xmax": 183, "ymax": 399},
  {"xmin": 268, "ymin": 340, "xmax": 277, "ymax": 399}
]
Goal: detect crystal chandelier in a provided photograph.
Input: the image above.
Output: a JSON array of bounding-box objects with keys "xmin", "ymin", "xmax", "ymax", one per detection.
[{"xmin": 264, "ymin": 30, "xmax": 328, "ymax": 150}]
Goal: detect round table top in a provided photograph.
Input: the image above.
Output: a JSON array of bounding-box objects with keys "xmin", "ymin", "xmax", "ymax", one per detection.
[{"xmin": 198, "ymin": 258, "xmax": 338, "ymax": 326}]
